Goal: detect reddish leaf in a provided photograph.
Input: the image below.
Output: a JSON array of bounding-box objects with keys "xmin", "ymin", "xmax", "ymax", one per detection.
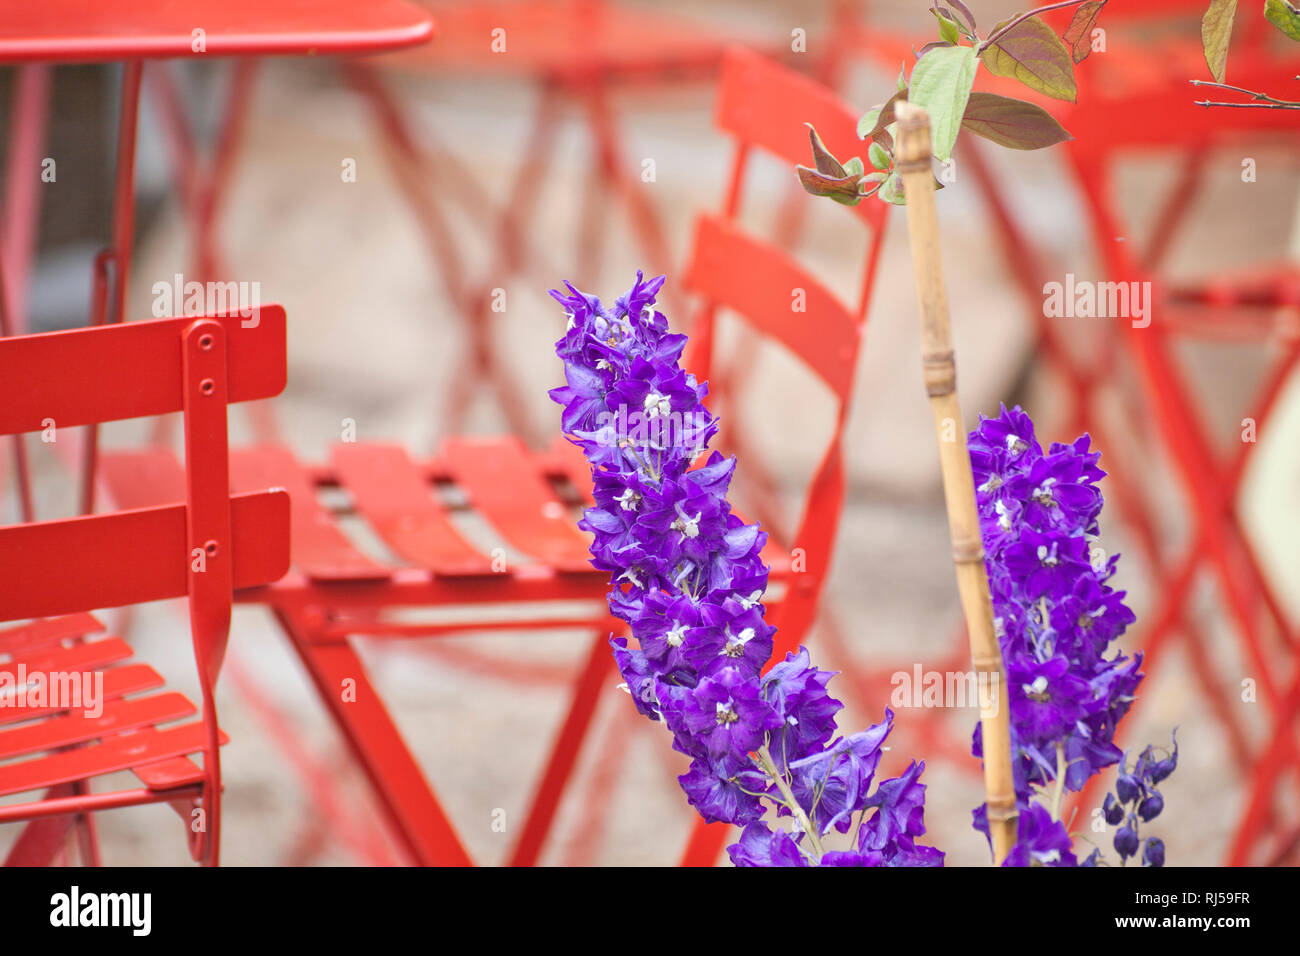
[
  {"xmin": 960, "ymin": 92, "xmax": 1073, "ymax": 150},
  {"xmin": 796, "ymin": 165, "xmax": 862, "ymax": 206},
  {"xmin": 806, "ymin": 124, "xmax": 846, "ymax": 178},
  {"xmin": 1062, "ymin": 0, "xmax": 1106, "ymax": 64}
]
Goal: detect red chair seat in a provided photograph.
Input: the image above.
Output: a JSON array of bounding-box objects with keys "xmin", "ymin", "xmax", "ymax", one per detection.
[
  {"xmin": 383, "ymin": 1, "xmax": 734, "ymax": 80},
  {"xmin": 0, "ymin": 615, "xmax": 223, "ymax": 804},
  {"xmin": 100, "ymin": 440, "xmax": 795, "ymax": 593}
]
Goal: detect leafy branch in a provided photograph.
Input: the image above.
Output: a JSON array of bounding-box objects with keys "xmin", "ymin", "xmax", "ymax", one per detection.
[
  {"xmin": 1196, "ymin": 0, "xmax": 1300, "ymax": 107},
  {"xmin": 798, "ymin": 0, "xmax": 1105, "ymax": 207}
]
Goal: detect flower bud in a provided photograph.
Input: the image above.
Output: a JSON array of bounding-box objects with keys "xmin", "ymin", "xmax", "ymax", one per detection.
[
  {"xmin": 1102, "ymin": 792, "xmax": 1124, "ymax": 825},
  {"xmin": 1142, "ymin": 836, "xmax": 1165, "ymax": 868},
  {"xmin": 1114, "ymin": 823, "xmax": 1139, "ymax": 859},
  {"xmin": 1137, "ymin": 791, "xmax": 1164, "ymax": 822}
]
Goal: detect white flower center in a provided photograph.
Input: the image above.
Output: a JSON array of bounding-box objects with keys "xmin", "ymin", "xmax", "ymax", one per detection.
[
  {"xmin": 737, "ymin": 590, "xmax": 764, "ymax": 610},
  {"xmin": 665, "ymin": 622, "xmax": 688, "ymax": 648},
  {"xmin": 1037, "ymin": 543, "xmax": 1059, "ymax": 567},
  {"xmin": 1006, "ymin": 434, "xmax": 1028, "ymax": 456},
  {"xmin": 615, "ymin": 488, "xmax": 641, "ymax": 511},
  {"xmin": 715, "ymin": 701, "xmax": 738, "ymax": 725},
  {"xmin": 723, "ymin": 626, "xmax": 755, "ymax": 658},
  {"xmin": 644, "ymin": 391, "xmax": 672, "ymax": 418},
  {"xmin": 671, "ymin": 503, "xmax": 701, "ymax": 539}
]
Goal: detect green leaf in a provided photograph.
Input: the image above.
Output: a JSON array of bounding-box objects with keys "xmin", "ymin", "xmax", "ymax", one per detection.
[
  {"xmin": 907, "ymin": 45, "xmax": 979, "ymax": 161},
  {"xmin": 933, "ymin": 8, "xmax": 962, "ymax": 45},
  {"xmin": 980, "ymin": 16, "xmax": 1078, "ymax": 102},
  {"xmin": 1201, "ymin": 0, "xmax": 1239, "ymax": 83},
  {"xmin": 960, "ymin": 92, "xmax": 1073, "ymax": 150},
  {"xmin": 857, "ymin": 106, "xmax": 882, "ymax": 140},
  {"xmin": 876, "ymin": 171, "xmax": 907, "ymax": 205},
  {"xmin": 1265, "ymin": 0, "xmax": 1300, "ymax": 41},
  {"xmin": 897, "ymin": 63, "xmax": 908, "ymax": 92},
  {"xmin": 843, "ymin": 156, "xmax": 866, "ymax": 177},
  {"xmin": 868, "ymin": 140, "xmax": 892, "ymax": 170},
  {"xmin": 1062, "ymin": 1, "xmax": 1107, "ymax": 64},
  {"xmin": 859, "ymin": 91, "xmax": 906, "ymax": 152}
]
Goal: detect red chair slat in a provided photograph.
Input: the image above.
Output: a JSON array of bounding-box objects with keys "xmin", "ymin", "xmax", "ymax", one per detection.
[
  {"xmin": 439, "ymin": 437, "xmax": 595, "ymax": 572},
  {"xmin": 0, "ymin": 492, "xmax": 290, "ymax": 621},
  {"xmin": 0, "ymin": 638, "xmax": 133, "ymax": 683},
  {"xmin": 0, "ymin": 664, "xmax": 165, "ymax": 726},
  {"xmin": 230, "ymin": 446, "xmax": 389, "ymax": 581},
  {"xmin": 684, "ymin": 215, "xmax": 861, "ymax": 400},
  {"xmin": 0, "ymin": 613, "xmax": 104, "ymax": 655},
  {"xmin": 0, "ymin": 723, "xmax": 222, "ymax": 797},
  {"xmin": 0, "ymin": 308, "xmax": 286, "ymax": 436},
  {"xmin": 0, "ymin": 693, "xmax": 196, "ymax": 760},
  {"xmin": 99, "ymin": 448, "xmax": 187, "ymax": 509},
  {"xmin": 331, "ymin": 443, "xmax": 495, "ymax": 576},
  {"xmin": 132, "ymin": 756, "xmax": 207, "ymax": 791}
]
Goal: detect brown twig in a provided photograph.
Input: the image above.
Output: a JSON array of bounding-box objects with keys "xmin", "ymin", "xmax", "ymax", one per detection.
[{"xmin": 893, "ymin": 101, "xmax": 1018, "ymax": 866}]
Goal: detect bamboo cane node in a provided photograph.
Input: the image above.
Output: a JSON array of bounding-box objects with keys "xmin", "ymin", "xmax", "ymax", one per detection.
[
  {"xmin": 893, "ymin": 102, "xmax": 933, "ymax": 169},
  {"xmin": 950, "ymin": 535, "xmax": 984, "ymax": 564},
  {"xmin": 922, "ymin": 350, "xmax": 956, "ymax": 396},
  {"xmin": 986, "ymin": 796, "xmax": 1019, "ymax": 821},
  {"xmin": 972, "ymin": 654, "xmax": 1005, "ymax": 672}
]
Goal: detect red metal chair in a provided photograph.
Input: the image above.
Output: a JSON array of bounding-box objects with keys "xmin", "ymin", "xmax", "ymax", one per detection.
[
  {"xmin": 98, "ymin": 46, "xmax": 886, "ymax": 867},
  {"xmin": 0, "ymin": 0, "xmax": 435, "ymax": 506},
  {"xmin": 0, "ymin": 307, "xmax": 290, "ymax": 866}
]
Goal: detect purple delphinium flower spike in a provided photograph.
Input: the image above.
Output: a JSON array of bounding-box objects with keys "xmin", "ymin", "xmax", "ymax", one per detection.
[
  {"xmin": 968, "ymin": 405, "xmax": 1176, "ymax": 866},
  {"xmin": 552, "ymin": 273, "xmax": 942, "ymax": 866}
]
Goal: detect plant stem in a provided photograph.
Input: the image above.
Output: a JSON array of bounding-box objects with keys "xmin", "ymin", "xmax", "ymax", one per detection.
[
  {"xmin": 894, "ymin": 100, "xmax": 1019, "ymax": 866},
  {"xmin": 756, "ymin": 745, "xmax": 824, "ymax": 859},
  {"xmin": 1189, "ymin": 79, "xmax": 1300, "ymax": 110},
  {"xmin": 1050, "ymin": 743, "xmax": 1066, "ymax": 821},
  {"xmin": 979, "ymin": 0, "xmax": 1090, "ymax": 52}
]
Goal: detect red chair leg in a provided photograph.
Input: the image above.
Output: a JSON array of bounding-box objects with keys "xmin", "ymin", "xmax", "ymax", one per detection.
[
  {"xmin": 508, "ymin": 627, "xmax": 617, "ymax": 867},
  {"xmin": 276, "ymin": 607, "xmax": 473, "ymax": 866},
  {"xmin": 3, "ymin": 784, "xmax": 78, "ymax": 866}
]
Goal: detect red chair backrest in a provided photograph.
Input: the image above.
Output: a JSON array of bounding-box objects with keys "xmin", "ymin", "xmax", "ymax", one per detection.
[
  {"xmin": 0, "ymin": 308, "xmax": 291, "ymax": 685},
  {"xmin": 683, "ymin": 46, "xmax": 889, "ymax": 651}
]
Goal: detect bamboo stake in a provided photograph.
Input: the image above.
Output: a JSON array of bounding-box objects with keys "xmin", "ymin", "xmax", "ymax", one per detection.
[{"xmin": 893, "ymin": 101, "xmax": 1018, "ymax": 865}]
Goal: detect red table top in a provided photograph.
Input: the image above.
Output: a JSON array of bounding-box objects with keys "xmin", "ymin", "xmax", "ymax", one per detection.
[
  {"xmin": 382, "ymin": 1, "xmax": 731, "ymax": 79},
  {"xmin": 0, "ymin": 0, "xmax": 434, "ymax": 63}
]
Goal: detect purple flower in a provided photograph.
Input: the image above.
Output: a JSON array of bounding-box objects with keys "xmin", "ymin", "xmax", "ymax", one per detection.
[
  {"xmin": 788, "ymin": 716, "xmax": 892, "ymax": 836},
  {"xmin": 728, "ymin": 822, "xmax": 808, "ymax": 867},
  {"xmin": 969, "ymin": 405, "xmax": 1174, "ymax": 865},
  {"xmin": 1002, "ymin": 803, "xmax": 1078, "ymax": 867},
  {"xmin": 680, "ymin": 667, "xmax": 782, "ymax": 761},
  {"xmin": 761, "ymin": 647, "xmax": 843, "ymax": 765},
  {"xmin": 554, "ymin": 275, "xmax": 942, "ymax": 866}
]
